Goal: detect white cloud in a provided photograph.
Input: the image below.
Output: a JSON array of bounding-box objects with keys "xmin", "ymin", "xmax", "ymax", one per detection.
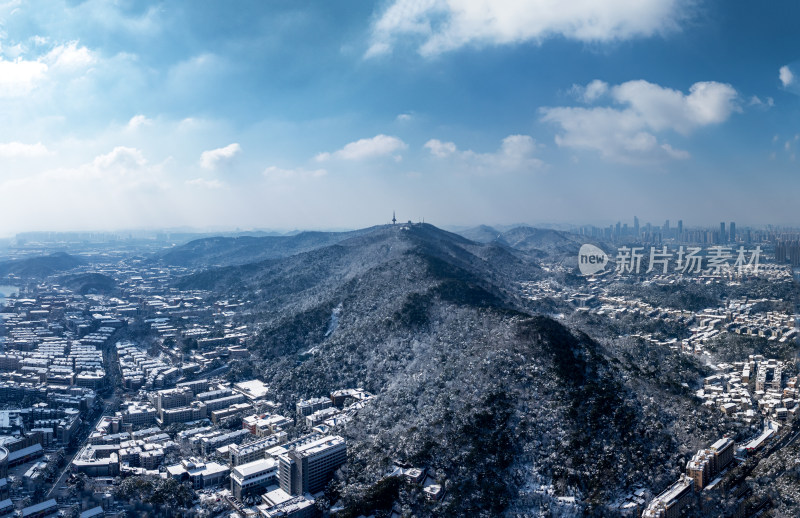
[
  {"xmin": 127, "ymin": 114, "xmax": 153, "ymax": 130},
  {"xmin": 5, "ymin": 146, "xmax": 157, "ymax": 187},
  {"xmin": 424, "ymin": 139, "xmax": 457, "ymax": 157},
  {"xmin": 749, "ymin": 95, "xmax": 774, "ymax": 108},
  {"xmin": 396, "ymin": 113, "xmax": 413, "ymax": 122},
  {"xmin": 44, "ymin": 41, "xmax": 95, "ymax": 71},
  {"xmin": 199, "ymin": 143, "xmax": 241, "ymax": 170},
  {"xmin": 263, "ymin": 166, "xmax": 327, "ymax": 179},
  {"xmin": 0, "ymin": 57, "xmax": 48, "ymax": 96},
  {"xmin": 780, "ymin": 65, "xmax": 794, "ymax": 87},
  {"xmin": 541, "ymin": 79, "xmax": 739, "ymax": 162},
  {"xmin": 571, "ymin": 79, "xmax": 609, "ymax": 103},
  {"xmin": 615, "ymin": 80, "xmax": 737, "ymax": 133},
  {"xmin": 422, "ymin": 139, "xmax": 449, "ymax": 157},
  {"xmin": 2, "ymin": 41, "xmax": 28, "ymax": 60},
  {"xmin": 91, "ymin": 146, "xmax": 147, "ymax": 173},
  {"xmin": 0, "ymin": 141, "xmax": 49, "ymax": 158},
  {"xmin": 186, "ymin": 178, "xmax": 224, "ymax": 189},
  {"xmin": 315, "ymin": 134, "xmax": 407, "ymax": 161},
  {"xmin": 367, "ymin": 0, "xmax": 685, "ymax": 57},
  {"xmin": 0, "ymin": 40, "xmax": 95, "ymax": 97},
  {"xmin": 31, "ymin": 36, "xmax": 49, "ymax": 47},
  {"xmin": 424, "ymin": 134, "xmax": 543, "ymax": 173},
  {"xmin": 778, "ymin": 65, "xmax": 794, "ymax": 86},
  {"xmin": 0, "ymin": 145, "xmax": 169, "ymax": 232}
]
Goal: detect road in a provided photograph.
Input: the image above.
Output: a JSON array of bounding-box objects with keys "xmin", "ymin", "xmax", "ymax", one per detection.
[
  {"xmin": 45, "ymin": 405, "xmax": 111, "ymax": 499},
  {"xmin": 44, "ymin": 328, "xmax": 123, "ymax": 501}
]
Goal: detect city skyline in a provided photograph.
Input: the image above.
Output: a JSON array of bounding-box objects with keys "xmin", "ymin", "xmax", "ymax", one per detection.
[
  {"xmin": 8, "ymin": 216, "xmax": 800, "ymax": 241},
  {"xmin": 1, "ymin": 1, "xmax": 800, "ymax": 234}
]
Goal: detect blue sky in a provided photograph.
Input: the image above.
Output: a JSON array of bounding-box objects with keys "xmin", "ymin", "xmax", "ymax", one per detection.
[{"xmin": 0, "ymin": 0, "xmax": 799, "ymax": 235}]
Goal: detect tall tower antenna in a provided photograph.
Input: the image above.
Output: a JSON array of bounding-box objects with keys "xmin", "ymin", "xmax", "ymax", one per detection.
[{"xmin": 392, "ymin": 211, "xmax": 396, "ymax": 225}]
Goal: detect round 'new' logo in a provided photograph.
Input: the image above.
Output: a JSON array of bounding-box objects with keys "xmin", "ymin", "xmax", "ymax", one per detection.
[{"xmin": 578, "ymin": 244, "xmax": 608, "ymax": 276}]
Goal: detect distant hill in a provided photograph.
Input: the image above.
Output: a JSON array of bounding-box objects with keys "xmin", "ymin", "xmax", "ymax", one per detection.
[
  {"xmin": 0, "ymin": 252, "xmax": 83, "ymax": 278},
  {"xmin": 176, "ymin": 223, "xmax": 733, "ymax": 515},
  {"xmin": 58, "ymin": 272, "xmax": 116, "ymax": 295},
  {"xmin": 153, "ymin": 228, "xmax": 379, "ymax": 268},
  {"xmin": 455, "ymin": 224, "xmax": 504, "ymax": 244},
  {"xmin": 500, "ymin": 225, "xmax": 585, "ymax": 252},
  {"xmin": 456, "ymin": 225, "xmax": 602, "ymax": 263}
]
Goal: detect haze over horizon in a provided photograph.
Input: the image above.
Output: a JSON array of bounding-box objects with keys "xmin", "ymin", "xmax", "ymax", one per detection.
[{"xmin": 1, "ymin": 1, "xmax": 799, "ymax": 234}]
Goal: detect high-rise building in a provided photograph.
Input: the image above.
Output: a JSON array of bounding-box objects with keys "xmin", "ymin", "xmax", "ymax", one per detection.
[
  {"xmin": 729, "ymin": 221, "xmax": 736, "ymax": 242},
  {"xmin": 278, "ymin": 436, "xmax": 346, "ymax": 496},
  {"xmin": 685, "ymin": 438, "xmax": 734, "ymax": 493},
  {"xmin": 677, "ymin": 220, "xmax": 683, "ymax": 240},
  {"xmin": 686, "ymin": 451, "xmax": 713, "ymax": 490},
  {"xmin": 776, "ymin": 241, "xmax": 787, "ymax": 263},
  {"xmin": 633, "ymin": 216, "xmax": 640, "ymax": 238},
  {"xmin": 791, "ymin": 242, "xmax": 800, "ymax": 266},
  {"xmin": 720, "ymin": 222, "xmax": 726, "ymax": 242},
  {"xmin": 709, "ymin": 437, "xmax": 734, "ymax": 474}
]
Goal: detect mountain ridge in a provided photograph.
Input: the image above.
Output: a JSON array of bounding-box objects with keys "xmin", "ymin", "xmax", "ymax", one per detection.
[
  {"xmin": 154, "ymin": 227, "xmax": 382, "ymax": 268},
  {"xmin": 0, "ymin": 252, "xmax": 83, "ymax": 278},
  {"xmin": 172, "ymin": 222, "xmax": 739, "ymax": 515}
]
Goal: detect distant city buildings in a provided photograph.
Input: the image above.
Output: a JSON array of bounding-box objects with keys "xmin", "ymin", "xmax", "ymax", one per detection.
[{"xmin": 576, "ymin": 217, "xmax": 768, "ymax": 247}]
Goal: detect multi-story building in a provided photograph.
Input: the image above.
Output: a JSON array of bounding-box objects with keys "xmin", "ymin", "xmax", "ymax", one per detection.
[
  {"xmin": 154, "ymin": 387, "xmax": 193, "ymax": 413},
  {"xmin": 176, "ymin": 379, "xmax": 209, "ymax": 395},
  {"xmin": 295, "ymin": 397, "xmax": 331, "ymax": 418},
  {"xmin": 305, "ymin": 407, "xmax": 340, "ymax": 428},
  {"xmin": 278, "ymin": 435, "xmax": 346, "ymax": 496},
  {"xmin": 0, "ymin": 447, "xmax": 7, "ymax": 479},
  {"xmin": 642, "ymin": 475, "xmax": 694, "ymax": 518},
  {"xmin": 259, "ymin": 495, "xmax": 316, "ymax": 518},
  {"xmin": 165, "ymin": 458, "xmax": 230, "ymax": 489},
  {"xmin": 685, "ymin": 437, "xmax": 734, "ymax": 491},
  {"xmin": 211, "ymin": 403, "xmax": 252, "ymax": 425},
  {"xmin": 203, "ymin": 393, "xmax": 247, "ymax": 413},
  {"xmin": 259, "ymin": 488, "xmax": 317, "ymax": 518},
  {"xmin": 196, "ymin": 388, "xmax": 234, "ymax": 402},
  {"xmin": 229, "ymin": 434, "xmax": 287, "ymax": 467},
  {"xmin": 243, "ymin": 414, "xmax": 292, "ymax": 437},
  {"xmin": 709, "ymin": 437, "xmax": 734, "ymax": 474},
  {"xmin": 329, "ymin": 388, "xmax": 372, "ymax": 408},
  {"xmin": 231, "ymin": 458, "xmax": 278, "ymax": 500},
  {"xmin": 199, "ymin": 429, "xmax": 251, "ymax": 456},
  {"xmin": 121, "ymin": 403, "xmax": 157, "ymax": 427},
  {"xmin": 157, "ymin": 401, "xmax": 207, "ymax": 426},
  {"xmin": 686, "ymin": 451, "xmax": 713, "ymax": 490}
]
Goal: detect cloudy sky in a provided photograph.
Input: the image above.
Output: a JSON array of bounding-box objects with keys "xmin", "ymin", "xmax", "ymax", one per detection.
[{"xmin": 0, "ymin": 0, "xmax": 798, "ymax": 235}]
